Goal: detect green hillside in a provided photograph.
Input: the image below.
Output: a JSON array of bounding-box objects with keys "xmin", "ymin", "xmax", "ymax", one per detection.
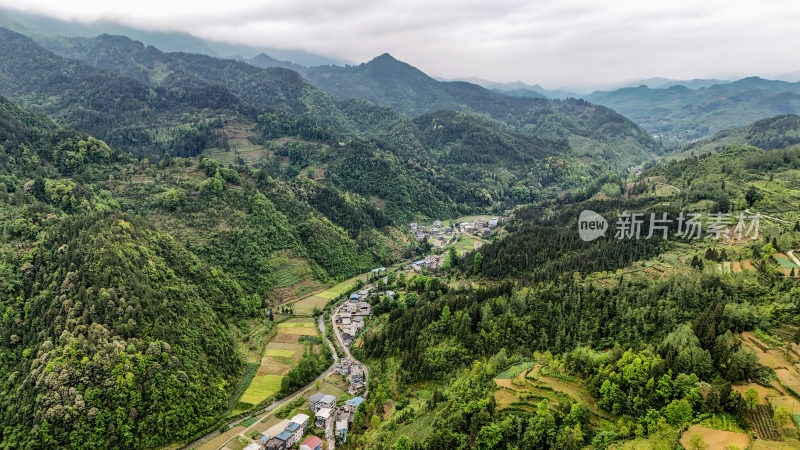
[{"xmin": 586, "ymin": 78, "xmax": 800, "ymax": 141}]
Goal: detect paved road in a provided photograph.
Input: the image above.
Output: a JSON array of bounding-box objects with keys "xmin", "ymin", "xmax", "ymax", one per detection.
[
  {"xmin": 787, "ymin": 250, "xmax": 800, "ymax": 271},
  {"xmin": 184, "ymin": 316, "xmax": 340, "ymax": 449}
]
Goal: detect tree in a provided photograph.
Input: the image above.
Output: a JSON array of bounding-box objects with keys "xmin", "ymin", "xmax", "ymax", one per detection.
[
  {"xmin": 743, "ymin": 387, "xmax": 759, "ymax": 410},
  {"xmin": 664, "ymin": 398, "xmax": 693, "ymax": 426},
  {"xmin": 370, "ymin": 415, "xmax": 380, "ymax": 429},
  {"xmin": 394, "ymin": 435, "xmax": 412, "ymax": 450},
  {"xmin": 473, "ymin": 252, "xmax": 483, "ymax": 275},
  {"xmin": 774, "ymin": 406, "xmax": 791, "ymax": 427},
  {"xmin": 688, "ymin": 433, "xmax": 709, "ymax": 450},
  {"xmin": 212, "ymin": 169, "xmax": 224, "ymax": 192},
  {"xmin": 745, "ymin": 185, "xmax": 763, "ymax": 207}
]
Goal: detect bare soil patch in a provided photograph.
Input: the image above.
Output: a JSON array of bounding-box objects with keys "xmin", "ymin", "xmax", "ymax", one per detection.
[
  {"xmin": 732, "ymin": 383, "xmax": 780, "ymax": 402},
  {"xmin": 257, "ymin": 357, "xmax": 291, "ymax": 376},
  {"xmin": 679, "ymin": 425, "xmax": 749, "ymax": 450},
  {"xmin": 272, "ymin": 332, "xmax": 303, "ymax": 343}
]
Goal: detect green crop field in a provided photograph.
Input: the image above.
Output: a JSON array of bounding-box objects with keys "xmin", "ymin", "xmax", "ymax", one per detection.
[
  {"xmin": 264, "ymin": 349, "xmax": 296, "ymax": 358},
  {"xmin": 239, "ymin": 375, "xmax": 283, "ymax": 405}
]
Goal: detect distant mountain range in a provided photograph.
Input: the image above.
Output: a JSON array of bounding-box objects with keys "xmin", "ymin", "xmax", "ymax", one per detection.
[
  {"xmin": 584, "ymin": 77, "xmax": 800, "ymax": 141},
  {"xmin": 0, "ymin": 7, "xmax": 346, "ymax": 66}
]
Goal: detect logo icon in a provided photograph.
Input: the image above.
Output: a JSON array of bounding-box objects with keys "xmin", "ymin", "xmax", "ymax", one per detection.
[{"xmin": 578, "ymin": 210, "xmax": 608, "ymax": 241}]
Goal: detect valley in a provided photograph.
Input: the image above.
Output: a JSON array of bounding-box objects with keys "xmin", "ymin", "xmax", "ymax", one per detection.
[{"xmin": 0, "ymin": 9, "xmax": 800, "ymax": 450}]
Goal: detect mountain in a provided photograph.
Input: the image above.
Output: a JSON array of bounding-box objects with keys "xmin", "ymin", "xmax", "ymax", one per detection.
[
  {"xmin": 8, "ymin": 31, "xmax": 671, "ymax": 216},
  {"xmin": 624, "ymin": 77, "xmax": 730, "ymax": 90},
  {"xmin": 0, "ymin": 7, "xmax": 346, "ymax": 66},
  {"xmin": 0, "ymin": 95, "xmax": 416, "ymax": 447},
  {"xmin": 585, "ymin": 77, "xmax": 800, "ymax": 141},
  {"xmin": 247, "ymin": 53, "xmax": 305, "ymax": 71},
  {"xmin": 682, "ymin": 114, "xmax": 800, "ymax": 156},
  {"xmin": 305, "ymin": 53, "xmax": 663, "ymax": 165},
  {"xmin": 456, "ymin": 77, "xmax": 580, "ymax": 99}
]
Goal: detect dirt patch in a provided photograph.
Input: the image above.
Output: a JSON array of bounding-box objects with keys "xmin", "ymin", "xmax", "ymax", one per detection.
[
  {"xmin": 769, "ymin": 395, "xmax": 800, "ymax": 414},
  {"xmin": 382, "ymin": 401, "xmax": 394, "ymax": 419},
  {"xmin": 732, "ymin": 261, "xmax": 742, "ymax": 273},
  {"xmin": 257, "ymin": 357, "xmax": 291, "ymax": 376},
  {"xmin": 265, "ymin": 342, "xmax": 304, "ymax": 352},
  {"xmin": 272, "ymin": 332, "xmax": 303, "ymax": 343},
  {"xmin": 494, "ymin": 378, "xmax": 514, "ymax": 389},
  {"xmin": 775, "ymin": 368, "xmax": 800, "ymax": 391},
  {"xmin": 679, "ymin": 425, "xmax": 749, "ymax": 450},
  {"xmin": 224, "ymin": 425, "xmax": 247, "ymax": 437},
  {"xmin": 743, "ymin": 260, "xmax": 757, "ymax": 271},
  {"xmin": 732, "ymin": 383, "xmax": 780, "ymax": 403},
  {"xmin": 494, "ymin": 389, "xmax": 518, "ymax": 409}
]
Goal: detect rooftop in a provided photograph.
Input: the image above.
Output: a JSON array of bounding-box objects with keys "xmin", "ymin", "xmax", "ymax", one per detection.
[
  {"xmin": 276, "ymin": 430, "xmax": 293, "ymax": 441},
  {"xmin": 291, "ymin": 413, "xmax": 310, "ymax": 424},
  {"xmin": 316, "ymin": 407, "xmax": 333, "ymax": 418},
  {"xmin": 300, "ymin": 435, "xmax": 323, "ymax": 448},
  {"xmin": 345, "ymin": 396, "xmax": 364, "ymax": 407}
]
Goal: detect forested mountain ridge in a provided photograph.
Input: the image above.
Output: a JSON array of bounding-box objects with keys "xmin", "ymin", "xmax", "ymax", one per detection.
[
  {"xmin": 681, "ymin": 114, "xmax": 800, "ymax": 156},
  {"xmin": 343, "ymin": 114, "xmax": 800, "ymax": 448},
  {"xmin": 0, "ymin": 96, "xmax": 415, "ymax": 448},
  {"xmin": 0, "ymin": 29, "xmax": 670, "ymax": 221},
  {"xmin": 0, "ymin": 27, "xmax": 257, "ymax": 158},
  {"xmin": 304, "ymin": 53, "xmax": 663, "ymax": 171},
  {"xmin": 38, "ymin": 33, "xmax": 662, "ymax": 171},
  {"xmin": 585, "ymin": 78, "xmax": 800, "ymax": 141}
]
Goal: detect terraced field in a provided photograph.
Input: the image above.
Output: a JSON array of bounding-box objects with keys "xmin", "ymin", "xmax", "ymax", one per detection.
[
  {"xmin": 492, "ymin": 363, "xmax": 612, "ymax": 422},
  {"xmin": 236, "ymin": 318, "xmax": 319, "ymax": 410}
]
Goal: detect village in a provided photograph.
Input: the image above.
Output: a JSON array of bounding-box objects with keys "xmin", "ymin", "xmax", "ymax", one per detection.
[
  {"xmin": 408, "ymin": 216, "xmax": 503, "ymax": 271},
  {"xmin": 240, "ymin": 286, "xmax": 375, "ymax": 450},
  {"xmin": 199, "ymin": 217, "xmax": 505, "ymax": 450}
]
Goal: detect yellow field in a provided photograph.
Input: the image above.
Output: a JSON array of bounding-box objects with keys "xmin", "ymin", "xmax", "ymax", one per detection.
[
  {"xmin": 292, "ymin": 295, "xmax": 329, "ymax": 315},
  {"xmin": 277, "ymin": 321, "xmax": 315, "ymax": 328},
  {"xmin": 240, "ymin": 375, "xmax": 283, "ymax": 405},
  {"xmin": 264, "ymin": 349, "xmax": 296, "ymax": 358}
]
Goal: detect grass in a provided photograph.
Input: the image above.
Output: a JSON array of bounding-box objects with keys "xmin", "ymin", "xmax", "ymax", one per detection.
[
  {"xmin": 239, "ymin": 416, "xmax": 259, "ymax": 428},
  {"xmin": 291, "ymin": 295, "xmax": 329, "ymax": 315},
  {"xmin": 269, "ymin": 251, "xmax": 315, "ymax": 288},
  {"xmin": 228, "ymin": 362, "xmax": 259, "ymax": 411},
  {"xmin": 227, "ymin": 436, "xmax": 253, "ymax": 450},
  {"xmin": 610, "ymin": 429, "xmax": 680, "ymax": 449},
  {"xmin": 755, "ymin": 328, "xmax": 783, "ymax": 346},
  {"xmin": 695, "ymin": 412, "xmax": 746, "ymax": 432},
  {"xmin": 240, "ymin": 375, "xmax": 283, "ymax": 405},
  {"xmin": 449, "ymin": 234, "xmax": 487, "ymax": 256},
  {"xmin": 264, "ymin": 349, "xmax": 296, "ymax": 358},
  {"xmin": 495, "ymin": 361, "xmax": 535, "ymax": 379},
  {"xmin": 277, "ymin": 321, "xmax": 315, "ymax": 328},
  {"xmin": 773, "ymin": 254, "xmax": 798, "ymax": 269}
]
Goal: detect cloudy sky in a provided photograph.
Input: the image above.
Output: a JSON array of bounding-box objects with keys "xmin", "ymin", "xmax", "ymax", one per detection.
[{"xmin": 2, "ymin": 0, "xmax": 799, "ymax": 89}]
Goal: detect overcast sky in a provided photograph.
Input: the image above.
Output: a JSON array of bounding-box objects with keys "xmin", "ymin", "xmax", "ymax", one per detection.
[{"xmin": 2, "ymin": 0, "xmax": 800, "ymax": 89}]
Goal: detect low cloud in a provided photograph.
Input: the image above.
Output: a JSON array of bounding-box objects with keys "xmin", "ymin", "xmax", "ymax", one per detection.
[{"xmin": 2, "ymin": 0, "xmax": 799, "ymax": 89}]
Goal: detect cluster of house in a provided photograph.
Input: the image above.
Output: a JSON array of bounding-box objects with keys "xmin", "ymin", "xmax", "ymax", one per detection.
[
  {"xmin": 410, "ymin": 220, "xmax": 455, "ymax": 247},
  {"xmin": 338, "ymin": 292, "xmax": 372, "ymax": 346},
  {"xmin": 309, "ymin": 393, "xmax": 365, "ymax": 444},
  {"xmin": 335, "ymin": 357, "xmax": 367, "ymax": 395},
  {"xmin": 459, "ymin": 216, "xmax": 500, "ymax": 237},
  {"xmin": 411, "ymin": 254, "xmax": 445, "ymax": 271},
  {"xmin": 254, "ymin": 413, "xmax": 322, "ymax": 450}
]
